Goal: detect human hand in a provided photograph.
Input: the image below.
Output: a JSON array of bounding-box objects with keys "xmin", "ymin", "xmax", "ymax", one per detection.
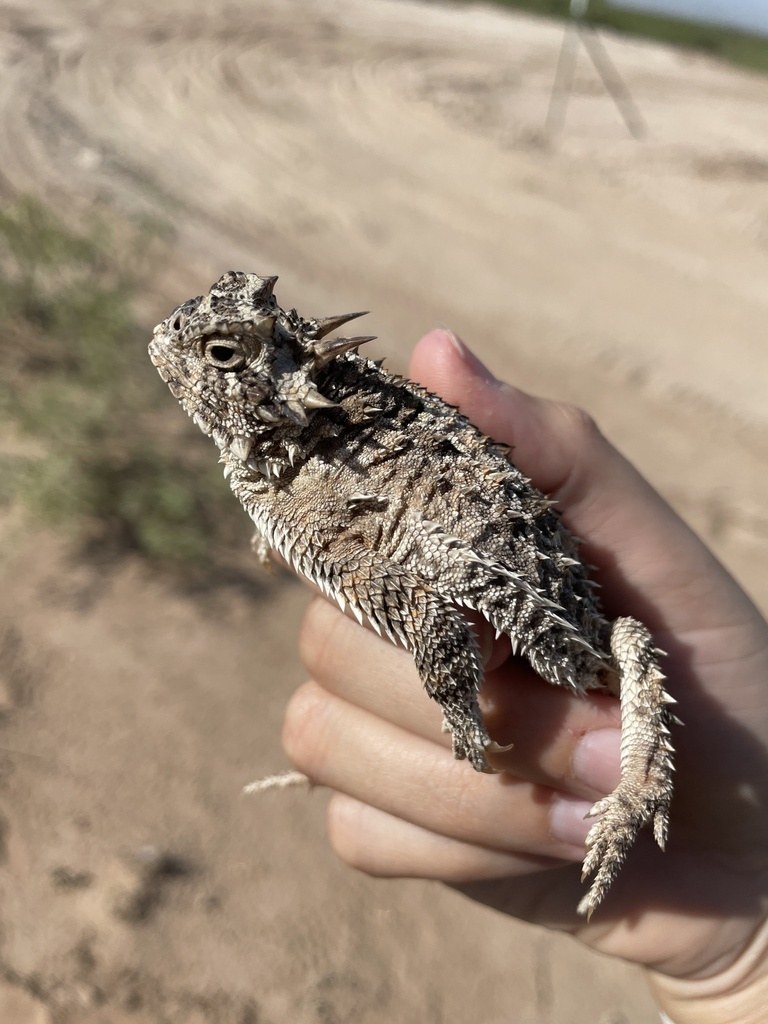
[{"xmin": 283, "ymin": 329, "xmax": 768, "ymax": 1021}]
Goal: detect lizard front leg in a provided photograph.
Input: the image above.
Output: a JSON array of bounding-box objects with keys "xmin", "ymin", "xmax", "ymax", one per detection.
[
  {"xmin": 313, "ymin": 539, "xmax": 494, "ymax": 772},
  {"xmin": 250, "ymin": 526, "xmax": 273, "ymax": 570}
]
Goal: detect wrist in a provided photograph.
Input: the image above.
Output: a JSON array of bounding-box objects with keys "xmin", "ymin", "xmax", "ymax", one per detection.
[{"xmin": 647, "ymin": 916, "xmax": 768, "ymax": 1024}]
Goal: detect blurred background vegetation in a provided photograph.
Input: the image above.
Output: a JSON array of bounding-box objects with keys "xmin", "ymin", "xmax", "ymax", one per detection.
[
  {"xmin": 447, "ymin": 0, "xmax": 768, "ymax": 73},
  {"xmin": 0, "ymin": 197, "xmax": 245, "ymax": 566}
]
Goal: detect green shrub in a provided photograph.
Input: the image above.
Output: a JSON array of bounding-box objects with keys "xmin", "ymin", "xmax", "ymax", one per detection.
[{"xmin": 0, "ymin": 197, "xmax": 244, "ymax": 564}]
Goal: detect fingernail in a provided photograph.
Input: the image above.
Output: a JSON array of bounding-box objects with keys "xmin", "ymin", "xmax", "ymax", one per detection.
[
  {"xmin": 434, "ymin": 323, "xmax": 496, "ymax": 381},
  {"xmin": 550, "ymin": 795, "xmax": 594, "ymax": 847},
  {"xmin": 572, "ymin": 729, "xmax": 621, "ymax": 794}
]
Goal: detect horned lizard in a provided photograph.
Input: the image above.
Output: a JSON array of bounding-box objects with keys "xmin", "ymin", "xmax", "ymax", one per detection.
[{"xmin": 149, "ymin": 271, "xmax": 676, "ymax": 917}]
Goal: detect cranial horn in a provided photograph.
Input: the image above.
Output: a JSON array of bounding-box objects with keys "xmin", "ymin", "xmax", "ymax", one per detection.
[
  {"xmin": 283, "ymin": 399, "xmax": 309, "ymax": 426},
  {"xmin": 312, "ymin": 335, "xmax": 377, "ymax": 368},
  {"xmin": 255, "ymin": 275, "xmax": 278, "ymax": 298},
  {"xmin": 303, "ymin": 389, "xmax": 339, "ymax": 410},
  {"xmin": 311, "ymin": 311, "xmax": 368, "ymax": 340}
]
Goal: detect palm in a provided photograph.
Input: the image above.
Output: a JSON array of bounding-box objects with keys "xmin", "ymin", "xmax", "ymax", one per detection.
[{"xmin": 459, "ymin": 629, "xmax": 768, "ymax": 973}]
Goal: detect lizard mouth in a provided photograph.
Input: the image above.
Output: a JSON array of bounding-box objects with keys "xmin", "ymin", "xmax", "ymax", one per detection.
[{"xmin": 147, "ymin": 337, "xmax": 169, "ymax": 374}]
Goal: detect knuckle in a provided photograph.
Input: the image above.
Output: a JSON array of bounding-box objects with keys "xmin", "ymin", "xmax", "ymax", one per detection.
[
  {"xmin": 556, "ymin": 401, "xmax": 602, "ymax": 446},
  {"xmin": 298, "ymin": 596, "xmax": 340, "ymax": 676},
  {"xmin": 443, "ymin": 771, "xmax": 485, "ymax": 838},
  {"xmin": 326, "ymin": 795, "xmax": 373, "ymax": 873},
  {"xmin": 281, "ymin": 680, "xmax": 330, "ymax": 772}
]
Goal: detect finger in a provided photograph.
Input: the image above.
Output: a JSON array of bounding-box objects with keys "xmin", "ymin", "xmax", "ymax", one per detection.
[
  {"xmin": 482, "ymin": 666, "xmax": 621, "ymax": 798},
  {"xmin": 327, "ymin": 793, "xmax": 562, "ymax": 882},
  {"xmin": 300, "ymin": 597, "xmax": 622, "ymax": 799},
  {"xmin": 409, "ymin": 330, "xmax": 757, "ymax": 638},
  {"xmin": 283, "ymin": 680, "xmax": 590, "ymax": 861},
  {"xmin": 298, "ymin": 595, "xmax": 445, "ymax": 740},
  {"xmin": 329, "ymin": 789, "xmax": 736, "ymax": 943}
]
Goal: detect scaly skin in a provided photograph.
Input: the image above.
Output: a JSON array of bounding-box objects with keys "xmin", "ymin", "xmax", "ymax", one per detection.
[{"xmin": 149, "ymin": 270, "xmax": 677, "ymax": 915}]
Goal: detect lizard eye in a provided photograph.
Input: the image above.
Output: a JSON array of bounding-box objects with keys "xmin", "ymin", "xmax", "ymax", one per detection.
[{"xmin": 204, "ymin": 340, "xmax": 247, "ymax": 371}]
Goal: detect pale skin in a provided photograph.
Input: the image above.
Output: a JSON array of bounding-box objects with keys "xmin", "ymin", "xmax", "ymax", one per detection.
[{"xmin": 282, "ymin": 329, "xmax": 768, "ymax": 1023}]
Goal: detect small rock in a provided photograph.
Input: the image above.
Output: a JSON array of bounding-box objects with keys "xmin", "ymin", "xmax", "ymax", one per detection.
[
  {"xmin": 50, "ymin": 866, "xmax": 94, "ymax": 891},
  {"xmin": 108, "ymin": 847, "xmax": 192, "ymax": 923},
  {"xmin": 108, "ymin": 856, "xmax": 159, "ymax": 924}
]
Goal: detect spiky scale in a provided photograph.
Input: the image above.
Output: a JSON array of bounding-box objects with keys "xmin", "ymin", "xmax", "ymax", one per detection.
[
  {"xmin": 312, "ymin": 334, "xmax": 377, "ymax": 366},
  {"xmin": 310, "ymin": 310, "xmax": 369, "ymax": 340}
]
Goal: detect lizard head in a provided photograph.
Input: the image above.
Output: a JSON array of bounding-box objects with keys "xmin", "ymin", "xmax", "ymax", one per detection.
[{"xmin": 149, "ymin": 271, "xmax": 372, "ymax": 457}]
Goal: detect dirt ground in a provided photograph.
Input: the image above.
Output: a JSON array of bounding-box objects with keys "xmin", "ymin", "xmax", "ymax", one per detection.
[{"xmin": 1, "ymin": 0, "xmax": 768, "ymax": 1021}]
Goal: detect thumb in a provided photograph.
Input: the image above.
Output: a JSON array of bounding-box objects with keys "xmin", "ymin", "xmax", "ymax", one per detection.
[
  {"xmin": 409, "ymin": 328, "xmax": 586, "ymax": 497},
  {"xmin": 408, "ymin": 329, "xmax": 749, "ymax": 637}
]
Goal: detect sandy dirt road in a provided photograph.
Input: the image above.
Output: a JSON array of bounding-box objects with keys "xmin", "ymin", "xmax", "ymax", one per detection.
[{"xmin": 1, "ymin": 1, "xmax": 767, "ymax": 1021}]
